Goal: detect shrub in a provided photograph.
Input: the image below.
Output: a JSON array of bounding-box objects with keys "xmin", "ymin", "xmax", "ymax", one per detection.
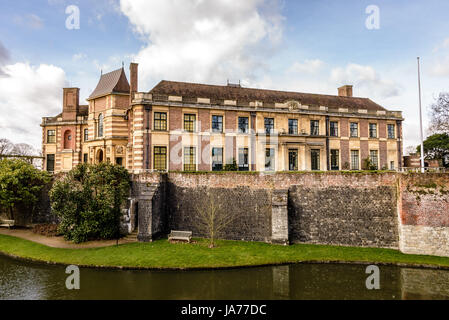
[
  {"xmin": 49, "ymin": 163, "xmax": 131, "ymax": 243},
  {"xmin": 224, "ymin": 158, "xmax": 238, "ymax": 171},
  {"xmin": 0, "ymin": 159, "xmax": 51, "ymax": 221}
]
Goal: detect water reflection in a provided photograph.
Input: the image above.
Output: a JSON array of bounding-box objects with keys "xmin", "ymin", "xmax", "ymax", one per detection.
[{"xmin": 0, "ymin": 255, "xmax": 448, "ymax": 300}]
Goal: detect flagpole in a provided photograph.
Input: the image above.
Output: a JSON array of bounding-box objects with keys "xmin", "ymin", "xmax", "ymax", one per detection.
[{"xmin": 417, "ymin": 57, "xmax": 425, "ymax": 173}]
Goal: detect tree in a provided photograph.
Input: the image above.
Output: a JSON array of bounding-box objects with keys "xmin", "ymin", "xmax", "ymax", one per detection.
[
  {"xmin": 195, "ymin": 188, "xmax": 236, "ymax": 248},
  {"xmin": 0, "ymin": 139, "xmax": 13, "ymax": 156},
  {"xmin": 0, "ymin": 159, "xmax": 51, "ymax": 221},
  {"xmin": 50, "ymin": 163, "xmax": 131, "ymax": 243},
  {"xmin": 417, "ymin": 133, "xmax": 449, "ymax": 167},
  {"xmin": 12, "ymin": 143, "xmax": 39, "ymax": 157},
  {"xmin": 430, "ymin": 93, "xmax": 449, "ymax": 134}
]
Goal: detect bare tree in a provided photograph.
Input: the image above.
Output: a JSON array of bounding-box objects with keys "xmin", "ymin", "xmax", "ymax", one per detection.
[
  {"xmin": 11, "ymin": 143, "xmax": 38, "ymax": 156},
  {"xmin": 0, "ymin": 138, "xmax": 13, "ymax": 156},
  {"xmin": 195, "ymin": 188, "xmax": 237, "ymax": 248},
  {"xmin": 430, "ymin": 93, "xmax": 449, "ymax": 134}
]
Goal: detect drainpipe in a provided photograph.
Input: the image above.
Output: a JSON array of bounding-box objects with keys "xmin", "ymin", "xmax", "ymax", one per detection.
[
  {"xmin": 145, "ymin": 105, "xmax": 152, "ymax": 170},
  {"xmin": 325, "ymin": 116, "xmax": 330, "ymax": 171}
]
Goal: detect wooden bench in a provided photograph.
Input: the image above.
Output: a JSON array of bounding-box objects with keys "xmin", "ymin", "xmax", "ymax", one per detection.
[
  {"xmin": 168, "ymin": 230, "xmax": 192, "ymax": 243},
  {"xmin": 0, "ymin": 219, "xmax": 15, "ymax": 229}
]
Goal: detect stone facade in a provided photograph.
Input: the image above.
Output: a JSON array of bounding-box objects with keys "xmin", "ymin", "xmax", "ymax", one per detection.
[{"xmin": 129, "ymin": 172, "xmax": 448, "ymax": 257}]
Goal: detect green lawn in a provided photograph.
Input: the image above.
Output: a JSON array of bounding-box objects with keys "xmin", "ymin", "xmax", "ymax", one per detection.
[{"xmin": 1, "ymin": 234, "xmax": 449, "ymax": 269}]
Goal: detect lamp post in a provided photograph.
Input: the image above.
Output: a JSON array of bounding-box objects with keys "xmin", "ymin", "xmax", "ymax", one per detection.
[{"xmin": 417, "ymin": 57, "xmax": 425, "ymax": 173}]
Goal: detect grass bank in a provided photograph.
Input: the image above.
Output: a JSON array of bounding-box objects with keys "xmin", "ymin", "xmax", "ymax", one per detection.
[{"xmin": 1, "ymin": 234, "xmax": 449, "ymax": 270}]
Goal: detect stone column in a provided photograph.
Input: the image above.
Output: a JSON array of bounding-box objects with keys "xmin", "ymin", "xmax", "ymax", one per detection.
[
  {"xmin": 271, "ymin": 189, "xmax": 289, "ymax": 245},
  {"xmin": 135, "ymin": 182, "xmax": 157, "ymax": 242}
]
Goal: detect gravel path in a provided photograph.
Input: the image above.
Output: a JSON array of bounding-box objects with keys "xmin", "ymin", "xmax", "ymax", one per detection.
[{"xmin": 0, "ymin": 228, "xmax": 136, "ymax": 249}]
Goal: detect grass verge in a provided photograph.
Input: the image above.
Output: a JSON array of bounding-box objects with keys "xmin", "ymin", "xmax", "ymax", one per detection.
[{"xmin": 1, "ymin": 234, "xmax": 449, "ymax": 270}]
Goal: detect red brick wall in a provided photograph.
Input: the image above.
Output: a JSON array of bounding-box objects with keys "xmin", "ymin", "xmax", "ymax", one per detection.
[
  {"xmin": 379, "ymin": 141, "xmax": 388, "ymax": 169},
  {"xmin": 378, "ymin": 120, "xmax": 387, "ymax": 139},
  {"xmin": 340, "ymin": 140, "xmax": 350, "ymax": 168},
  {"xmin": 169, "ymin": 107, "xmax": 182, "ymax": 131},
  {"xmin": 400, "ymin": 174, "xmax": 449, "ymax": 227},
  {"xmin": 360, "ymin": 140, "xmax": 369, "ymax": 165},
  {"xmin": 198, "ymin": 109, "xmax": 210, "ymax": 132},
  {"xmin": 340, "ymin": 118, "xmax": 349, "ymax": 137},
  {"xmin": 169, "ymin": 135, "xmax": 182, "ymax": 171},
  {"xmin": 360, "ymin": 119, "xmax": 368, "ymax": 138}
]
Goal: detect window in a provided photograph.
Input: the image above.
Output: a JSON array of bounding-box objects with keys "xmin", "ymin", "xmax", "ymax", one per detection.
[
  {"xmin": 184, "ymin": 114, "xmax": 196, "ymax": 132},
  {"xmin": 47, "ymin": 130, "xmax": 56, "ymax": 143},
  {"xmin": 154, "ymin": 112, "xmax": 167, "ymax": 131},
  {"xmin": 46, "ymin": 154, "xmax": 55, "ymax": 172},
  {"xmin": 238, "ymin": 117, "xmax": 249, "ymax": 134},
  {"xmin": 288, "ymin": 119, "xmax": 298, "ymax": 135},
  {"xmin": 154, "ymin": 146, "xmax": 167, "ymax": 171},
  {"xmin": 388, "ymin": 124, "xmax": 395, "ymax": 139},
  {"xmin": 330, "ymin": 150, "xmax": 339, "ymax": 170},
  {"xmin": 264, "ymin": 118, "xmax": 274, "ymax": 135},
  {"xmin": 238, "ymin": 148, "xmax": 249, "ymax": 171},
  {"xmin": 370, "ymin": 150, "xmax": 379, "ymax": 170},
  {"xmin": 116, "ymin": 157, "xmax": 123, "ymax": 166},
  {"xmin": 369, "ymin": 123, "xmax": 377, "ymax": 138},
  {"xmin": 351, "ymin": 150, "xmax": 360, "ymax": 170},
  {"xmin": 390, "ymin": 161, "xmax": 395, "ymax": 170},
  {"xmin": 98, "ymin": 114, "xmax": 104, "ymax": 137},
  {"xmin": 289, "ymin": 149, "xmax": 298, "ymax": 171},
  {"xmin": 84, "ymin": 129, "xmax": 89, "ymax": 142},
  {"xmin": 212, "ymin": 115, "xmax": 223, "ymax": 133},
  {"xmin": 212, "ymin": 148, "xmax": 223, "ymax": 171},
  {"xmin": 83, "ymin": 154, "xmax": 88, "ymax": 163},
  {"xmin": 311, "ymin": 149, "xmax": 320, "ymax": 171},
  {"xmin": 265, "ymin": 148, "xmax": 275, "ymax": 171},
  {"xmin": 350, "ymin": 123, "xmax": 359, "ymax": 138},
  {"xmin": 310, "ymin": 120, "xmax": 319, "ymax": 136},
  {"xmin": 330, "ymin": 122, "xmax": 339, "ymax": 137},
  {"xmin": 184, "ymin": 147, "xmax": 196, "ymax": 171}
]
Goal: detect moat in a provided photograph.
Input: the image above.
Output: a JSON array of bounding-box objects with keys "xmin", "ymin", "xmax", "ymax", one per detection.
[{"xmin": 1, "ymin": 255, "xmax": 449, "ymax": 300}]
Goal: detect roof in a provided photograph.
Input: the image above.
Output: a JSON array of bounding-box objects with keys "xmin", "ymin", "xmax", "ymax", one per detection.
[
  {"xmin": 88, "ymin": 68, "xmax": 130, "ymax": 100},
  {"xmin": 150, "ymin": 80, "xmax": 387, "ymax": 111}
]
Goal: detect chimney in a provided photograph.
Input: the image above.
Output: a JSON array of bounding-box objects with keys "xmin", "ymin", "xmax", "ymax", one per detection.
[
  {"xmin": 338, "ymin": 85, "xmax": 353, "ymax": 97},
  {"xmin": 62, "ymin": 88, "xmax": 80, "ymax": 121},
  {"xmin": 130, "ymin": 63, "xmax": 138, "ymax": 102}
]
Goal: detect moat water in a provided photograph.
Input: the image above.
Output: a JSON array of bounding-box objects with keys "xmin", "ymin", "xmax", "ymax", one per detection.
[{"xmin": 1, "ymin": 254, "xmax": 449, "ymax": 300}]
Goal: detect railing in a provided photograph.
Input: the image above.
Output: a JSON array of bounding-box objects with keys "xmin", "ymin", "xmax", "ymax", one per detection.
[{"xmin": 398, "ymin": 167, "xmax": 448, "ymax": 173}]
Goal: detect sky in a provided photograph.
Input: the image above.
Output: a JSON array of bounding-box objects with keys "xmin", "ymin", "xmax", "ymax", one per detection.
[{"xmin": 0, "ymin": 0, "xmax": 448, "ymax": 151}]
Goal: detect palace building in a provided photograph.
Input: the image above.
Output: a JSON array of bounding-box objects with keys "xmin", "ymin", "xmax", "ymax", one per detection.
[{"xmin": 41, "ymin": 63, "xmax": 404, "ymax": 174}]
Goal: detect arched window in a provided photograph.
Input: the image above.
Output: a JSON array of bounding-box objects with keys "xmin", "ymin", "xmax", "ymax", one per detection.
[
  {"xmin": 64, "ymin": 130, "xmax": 72, "ymax": 149},
  {"xmin": 98, "ymin": 114, "xmax": 104, "ymax": 137}
]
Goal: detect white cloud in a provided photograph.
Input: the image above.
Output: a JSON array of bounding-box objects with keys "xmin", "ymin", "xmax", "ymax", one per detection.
[
  {"xmin": 289, "ymin": 59, "xmax": 324, "ymax": 74},
  {"xmin": 72, "ymin": 53, "xmax": 87, "ymax": 61},
  {"xmin": 13, "ymin": 14, "xmax": 44, "ymax": 29},
  {"xmin": 119, "ymin": 0, "xmax": 284, "ymax": 88},
  {"xmin": 0, "ymin": 63, "xmax": 67, "ymax": 147},
  {"xmin": 330, "ymin": 63, "xmax": 401, "ymax": 99}
]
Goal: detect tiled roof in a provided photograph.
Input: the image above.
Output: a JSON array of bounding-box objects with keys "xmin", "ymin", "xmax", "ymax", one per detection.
[
  {"xmin": 150, "ymin": 80, "xmax": 387, "ymax": 111},
  {"xmin": 88, "ymin": 68, "xmax": 130, "ymax": 100}
]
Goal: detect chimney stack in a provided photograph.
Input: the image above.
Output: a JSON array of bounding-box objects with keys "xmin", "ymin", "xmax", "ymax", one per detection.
[
  {"xmin": 62, "ymin": 88, "xmax": 80, "ymax": 121},
  {"xmin": 130, "ymin": 63, "xmax": 138, "ymax": 102},
  {"xmin": 338, "ymin": 85, "xmax": 353, "ymax": 97}
]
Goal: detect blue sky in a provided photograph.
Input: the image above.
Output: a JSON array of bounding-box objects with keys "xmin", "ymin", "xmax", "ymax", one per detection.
[{"xmin": 0, "ymin": 0, "xmax": 448, "ymax": 150}]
